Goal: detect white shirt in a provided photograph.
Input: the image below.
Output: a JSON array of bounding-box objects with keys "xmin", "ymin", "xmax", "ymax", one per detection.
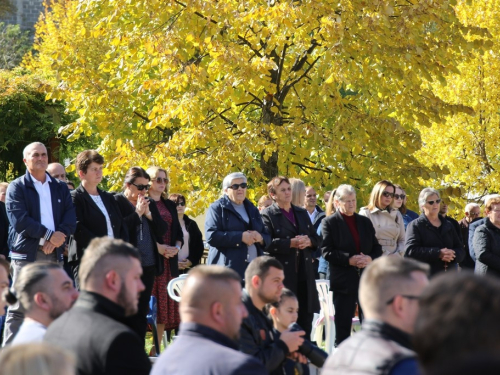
[
  {"xmin": 90, "ymin": 194, "xmax": 114, "ymax": 238},
  {"xmin": 11, "ymin": 319, "xmax": 47, "ymax": 346},
  {"xmin": 31, "ymin": 173, "xmax": 55, "ymax": 245},
  {"xmin": 307, "ymin": 207, "xmax": 318, "ymax": 223}
]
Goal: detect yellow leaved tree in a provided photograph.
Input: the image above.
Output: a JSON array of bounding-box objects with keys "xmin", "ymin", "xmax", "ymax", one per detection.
[{"xmin": 28, "ymin": 0, "xmax": 490, "ymax": 213}]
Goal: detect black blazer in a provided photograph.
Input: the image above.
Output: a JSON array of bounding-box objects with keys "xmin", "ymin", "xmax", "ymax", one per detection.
[
  {"xmin": 0, "ymin": 201, "xmax": 8, "ymax": 258},
  {"xmin": 44, "ymin": 291, "xmax": 151, "ymax": 375},
  {"xmin": 114, "ymin": 193, "xmax": 167, "ymax": 276},
  {"xmin": 183, "ymin": 214, "xmax": 205, "ymax": 266},
  {"xmin": 473, "ymin": 218, "xmax": 500, "ymax": 277},
  {"xmin": 261, "ymin": 203, "xmax": 320, "ymax": 313},
  {"xmin": 321, "ymin": 211, "xmax": 383, "ymax": 294},
  {"xmin": 69, "ymin": 185, "xmax": 128, "ymax": 263},
  {"xmin": 405, "ymin": 214, "xmax": 464, "ymax": 276}
]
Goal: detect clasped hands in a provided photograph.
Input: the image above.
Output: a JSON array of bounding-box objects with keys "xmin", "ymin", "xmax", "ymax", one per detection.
[
  {"xmin": 242, "ymin": 230, "xmax": 264, "ymax": 246},
  {"xmin": 42, "ymin": 231, "xmax": 66, "ymax": 254},
  {"xmin": 157, "ymin": 243, "xmax": 179, "ymax": 258},
  {"xmin": 290, "ymin": 235, "xmax": 312, "ymax": 249},
  {"xmin": 348, "ymin": 253, "xmax": 372, "ymax": 268},
  {"xmin": 439, "ymin": 248, "xmax": 456, "ymax": 262}
]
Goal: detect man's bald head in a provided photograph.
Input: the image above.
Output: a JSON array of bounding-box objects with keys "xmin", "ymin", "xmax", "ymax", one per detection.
[{"xmin": 47, "ymin": 163, "xmax": 67, "ymax": 181}]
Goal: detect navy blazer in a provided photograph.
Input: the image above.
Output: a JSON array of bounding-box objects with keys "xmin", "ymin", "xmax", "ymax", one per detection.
[
  {"xmin": 0, "ymin": 201, "xmax": 8, "ymax": 258},
  {"xmin": 405, "ymin": 214, "xmax": 464, "ymax": 276},
  {"xmin": 205, "ymin": 195, "xmax": 270, "ymax": 279},
  {"xmin": 321, "ymin": 211, "xmax": 383, "ymax": 294},
  {"xmin": 151, "ymin": 322, "xmax": 266, "ymax": 375},
  {"xmin": 7, "ymin": 172, "xmax": 76, "ymax": 262}
]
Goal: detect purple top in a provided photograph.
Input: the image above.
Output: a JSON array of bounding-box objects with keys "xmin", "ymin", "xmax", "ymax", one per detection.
[{"xmin": 280, "ymin": 207, "xmax": 296, "ymax": 227}]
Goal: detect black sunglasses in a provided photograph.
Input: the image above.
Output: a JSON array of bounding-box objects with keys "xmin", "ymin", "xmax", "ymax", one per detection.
[
  {"xmin": 394, "ymin": 194, "xmax": 406, "ymax": 200},
  {"xmin": 386, "ymin": 295, "xmax": 420, "ymax": 305},
  {"xmin": 426, "ymin": 199, "xmax": 442, "ymax": 205},
  {"xmin": 228, "ymin": 183, "xmax": 248, "ymax": 190},
  {"xmin": 155, "ymin": 177, "xmax": 169, "ymax": 184},
  {"xmin": 132, "ymin": 183, "xmax": 150, "ymax": 191},
  {"xmin": 176, "ymin": 201, "xmax": 186, "ymax": 207},
  {"xmin": 382, "ymin": 191, "xmax": 395, "ymax": 198}
]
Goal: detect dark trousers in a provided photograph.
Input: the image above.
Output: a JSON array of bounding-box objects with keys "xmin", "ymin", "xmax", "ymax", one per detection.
[
  {"xmin": 126, "ymin": 265, "xmax": 156, "ymax": 344},
  {"xmin": 333, "ymin": 291, "xmax": 363, "ymax": 346},
  {"xmin": 297, "ymin": 276, "xmax": 314, "ymax": 337}
]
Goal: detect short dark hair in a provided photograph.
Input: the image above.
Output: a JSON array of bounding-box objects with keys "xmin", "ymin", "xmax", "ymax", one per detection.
[
  {"xmin": 169, "ymin": 193, "xmax": 186, "ymax": 205},
  {"xmin": 414, "ymin": 272, "xmax": 500, "ymax": 372},
  {"xmin": 244, "ymin": 256, "xmax": 283, "ymax": 288},
  {"xmin": 267, "ymin": 176, "xmax": 290, "ymax": 197},
  {"xmin": 75, "ymin": 150, "xmax": 104, "ymax": 174},
  {"xmin": 123, "ymin": 166, "xmax": 150, "ymax": 187}
]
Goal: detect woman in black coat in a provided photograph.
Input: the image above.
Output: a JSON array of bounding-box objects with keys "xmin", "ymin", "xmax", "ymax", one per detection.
[
  {"xmin": 69, "ymin": 150, "xmax": 128, "ymax": 289},
  {"xmin": 114, "ymin": 166, "xmax": 167, "ymax": 342},
  {"xmin": 321, "ymin": 184, "xmax": 383, "ymax": 346},
  {"xmin": 473, "ymin": 196, "xmax": 500, "ymax": 277},
  {"xmin": 261, "ymin": 176, "xmax": 320, "ymax": 337},
  {"xmin": 169, "ymin": 193, "xmax": 204, "ymax": 271},
  {"xmin": 404, "ymin": 188, "xmax": 464, "ymax": 276}
]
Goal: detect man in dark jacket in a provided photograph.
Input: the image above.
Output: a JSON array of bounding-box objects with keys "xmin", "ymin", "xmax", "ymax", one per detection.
[
  {"xmin": 323, "ymin": 256, "xmax": 430, "ymax": 375},
  {"xmin": 3, "ymin": 142, "xmax": 76, "ymax": 345},
  {"xmin": 151, "ymin": 265, "xmax": 265, "ymax": 375},
  {"xmin": 458, "ymin": 203, "xmax": 481, "ymax": 269},
  {"xmin": 240, "ymin": 256, "xmax": 305, "ymax": 373},
  {"xmin": 44, "ymin": 237, "xmax": 151, "ymax": 375}
]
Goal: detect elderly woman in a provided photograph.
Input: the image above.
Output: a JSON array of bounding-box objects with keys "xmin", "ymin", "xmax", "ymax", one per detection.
[
  {"xmin": 114, "ymin": 167, "xmax": 167, "ymax": 342},
  {"xmin": 69, "ymin": 150, "xmax": 128, "ymax": 289},
  {"xmin": 405, "ymin": 188, "xmax": 464, "ymax": 276},
  {"xmin": 261, "ymin": 176, "xmax": 320, "ymax": 337},
  {"xmin": 205, "ymin": 172, "xmax": 270, "ymax": 279},
  {"xmin": 473, "ymin": 196, "xmax": 500, "ymax": 277},
  {"xmin": 359, "ymin": 180, "xmax": 405, "ymax": 257},
  {"xmin": 321, "ymin": 185, "xmax": 382, "ymax": 346}
]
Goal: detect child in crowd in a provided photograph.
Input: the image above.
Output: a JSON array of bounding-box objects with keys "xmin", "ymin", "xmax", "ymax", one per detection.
[{"xmin": 267, "ymin": 288, "xmax": 310, "ymax": 375}]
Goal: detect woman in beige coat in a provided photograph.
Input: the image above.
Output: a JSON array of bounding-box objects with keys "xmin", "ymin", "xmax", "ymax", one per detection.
[{"xmin": 359, "ymin": 180, "xmax": 405, "ymax": 257}]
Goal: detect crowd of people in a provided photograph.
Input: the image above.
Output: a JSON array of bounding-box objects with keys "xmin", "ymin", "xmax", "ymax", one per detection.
[{"xmin": 0, "ymin": 141, "xmax": 499, "ymax": 375}]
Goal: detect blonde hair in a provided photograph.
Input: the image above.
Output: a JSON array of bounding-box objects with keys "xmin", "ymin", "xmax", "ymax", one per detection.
[
  {"xmin": 366, "ymin": 180, "xmax": 395, "ymax": 211},
  {"xmin": 0, "ymin": 343, "xmax": 75, "ymax": 375},
  {"xmin": 146, "ymin": 166, "xmax": 169, "ymax": 198},
  {"xmin": 326, "ymin": 188, "xmax": 337, "ymax": 217},
  {"xmin": 290, "ymin": 178, "xmax": 306, "ymax": 206}
]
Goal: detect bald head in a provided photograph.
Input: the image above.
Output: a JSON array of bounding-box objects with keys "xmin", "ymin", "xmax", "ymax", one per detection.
[{"xmin": 47, "ymin": 163, "xmax": 67, "ymax": 181}]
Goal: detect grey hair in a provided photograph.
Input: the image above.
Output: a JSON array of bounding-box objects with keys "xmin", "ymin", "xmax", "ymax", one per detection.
[
  {"xmin": 222, "ymin": 172, "xmax": 247, "ymax": 193},
  {"xmin": 483, "ymin": 194, "xmax": 500, "ymax": 206},
  {"xmin": 465, "ymin": 203, "xmax": 480, "ymax": 213},
  {"xmin": 334, "ymin": 184, "xmax": 356, "ymax": 201},
  {"xmin": 418, "ymin": 188, "xmax": 440, "ymax": 212},
  {"xmin": 23, "ymin": 142, "xmax": 46, "ymax": 159}
]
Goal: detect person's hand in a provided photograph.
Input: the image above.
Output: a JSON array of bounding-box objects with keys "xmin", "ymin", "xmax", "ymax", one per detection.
[
  {"xmin": 178, "ymin": 259, "xmax": 192, "ymax": 270},
  {"xmin": 280, "ymin": 329, "xmax": 305, "ymax": 353},
  {"xmin": 356, "ymin": 253, "xmax": 372, "ymax": 268},
  {"xmin": 439, "ymin": 248, "xmax": 456, "ymax": 262},
  {"xmin": 242, "ymin": 231, "xmax": 254, "ymax": 246},
  {"xmin": 49, "ymin": 231, "xmax": 66, "ymax": 247},
  {"xmin": 295, "ymin": 235, "xmax": 312, "ymax": 249},
  {"xmin": 290, "ymin": 238, "xmax": 300, "ymax": 248},
  {"xmin": 248, "ymin": 231, "xmax": 263, "ymax": 244},
  {"xmin": 42, "ymin": 241, "xmax": 56, "ymax": 254},
  {"xmin": 165, "ymin": 246, "xmax": 179, "ymax": 258},
  {"xmin": 349, "ymin": 255, "xmax": 361, "ymax": 266},
  {"xmin": 288, "ymin": 352, "xmax": 308, "ymax": 364},
  {"xmin": 157, "ymin": 243, "xmax": 167, "ymax": 256},
  {"xmin": 135, "ymin": 195, "xmax": 148, "ymax": 217}
]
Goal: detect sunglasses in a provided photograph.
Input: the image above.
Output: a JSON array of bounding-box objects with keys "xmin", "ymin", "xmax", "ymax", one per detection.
[
  {"xmin": 394, "ymin": 194, "xmax": 406, "ymax": 200},
  {"xmin": 132, "ymin": 183, "xmax": 150, "ymax": 191},
  {"xmin": 155, "ymin": 177, "xmax": 169, "ymax": 184},
  {"xmin": 382, "ymin": 191, "xmax": 395, "ymax": 198},
  {"xmin": 176, "ymin": 202, "xmax": 186, "ymax": 207},
  {"xmin": 426, "ymin": 199, "xmax": 442, "ymax": 205},
  {"xmin": 228, "ymin": 183, "xmax": 248, "ymax": 190}
]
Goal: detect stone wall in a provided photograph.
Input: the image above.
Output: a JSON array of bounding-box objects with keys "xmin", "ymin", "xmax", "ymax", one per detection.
[{"xmin": 0, "ymin": 0, "xmax": 45, "ymax": 32}]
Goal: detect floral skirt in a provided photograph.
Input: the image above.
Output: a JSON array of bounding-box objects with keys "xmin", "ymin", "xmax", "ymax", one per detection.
[{"xmin": 151, "ymin": 257, "xmax": 180, "ymax": 329}]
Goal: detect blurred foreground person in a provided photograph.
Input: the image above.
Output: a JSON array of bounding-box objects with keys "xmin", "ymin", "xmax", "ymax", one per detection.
[
  {"xmin": 323, "ymin": 256, "xmax": 429, "ymax": 375},
  {"xmin": 151, "ymin": 265, "xmax": 265, "ymax": 375}
]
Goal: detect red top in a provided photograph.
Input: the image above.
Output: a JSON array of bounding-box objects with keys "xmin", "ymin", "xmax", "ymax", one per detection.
[{"xmin": 341, "ymin": 213, "xmax": 360, "ymax": 254}]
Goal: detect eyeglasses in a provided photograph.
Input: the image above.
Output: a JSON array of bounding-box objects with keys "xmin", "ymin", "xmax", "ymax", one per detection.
[
  {"xmin": 386, "ymin": 295, "xmax": 420, "ymax": 305},
  {"xmin": 176, "ymin": 202, "xmax": 186, "ymax": 207},
  {"xmin": 426, "ymin": 199, "xmax": 442, "ymax": 205},
  {"xmin": 394, "ymin": 194, "xmax": 406, "ymax": 200},
  {"xmin": 382, "ymin": 191, "xmax": 395, "ymax": 198},
  {"xmin": 469, "ymin": 212, "xmax": 480, "ymax": 216},
  {"xmin": 131, "ymin": 183, "xmax": 150, "ymax": 191},
  {"xmin": 228, "ymin": 183, "xmax": 248, "ymax": 190},
  {"xmin": 155, "ymin": 177, "xmax": 169, "ymax": 184}
]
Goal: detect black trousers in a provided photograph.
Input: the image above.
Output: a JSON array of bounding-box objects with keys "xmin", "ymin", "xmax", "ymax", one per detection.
[
  {"xmin": 126, "ymin": 265, "xmax": 156, "ymax": 344},
  {"xmin": 333, "ymin": 290, "xmax": 363, "ymax": 346}
]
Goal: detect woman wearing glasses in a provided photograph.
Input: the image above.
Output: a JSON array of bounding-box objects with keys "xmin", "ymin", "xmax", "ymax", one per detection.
[
  {"xmin": 404, "ymin": 188, "xmax": 464, "ymax": 276},
  {"xmin": 114, "ymin": 166, "xmax": 167, "ymax": 342},
  {"xmin": 261, "ymin": 176, "xmax": 320, "ymax": 337},
  {"xmin": 359, "ymin": 180, "xmax": 406, "ymax": 257},
  {"xmin": 205, "ymin": 172, "xmax": 270, "ymax": 279},
  {"xmin": 169, "ymin": 193, "xmax": 204, "ymax": 273},
  {"xmin": 391, "ymin": 184, "xmax": 419, "ymax": 229},
  {"xmin": 146, "ymin": 167, "xmax": 183, "ymax": 345}
]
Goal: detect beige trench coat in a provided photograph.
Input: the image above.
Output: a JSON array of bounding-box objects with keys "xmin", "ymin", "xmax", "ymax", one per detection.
[{"xmin": 359, "ymin": 207, "xmax": 405, "ymax": 256}]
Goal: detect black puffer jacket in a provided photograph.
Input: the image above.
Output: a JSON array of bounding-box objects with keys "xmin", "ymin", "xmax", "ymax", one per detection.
[
  {"xmin": 474, "ymin": 218, "xmax": 500, "ymax": 277},
  {"xmin": 239, "ymin": 290, "xmax": 289, "ymax": 373}
]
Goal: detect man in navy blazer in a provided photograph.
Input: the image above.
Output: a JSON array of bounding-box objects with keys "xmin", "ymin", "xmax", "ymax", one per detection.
[
  {"xmin": 151, "ymin": 265, "xmax": 266, "ymax": 375},
  {"xmin": 3, "ymin": 142, "xmax": 76, "ymax": 345}
]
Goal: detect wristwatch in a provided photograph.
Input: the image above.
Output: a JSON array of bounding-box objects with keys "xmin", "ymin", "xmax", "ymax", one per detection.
[{"xmin": 175, "ymin": 245, "xmax": 181, "ymax": 251}]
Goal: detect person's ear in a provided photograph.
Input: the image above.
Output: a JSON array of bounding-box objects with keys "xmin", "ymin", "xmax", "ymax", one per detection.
[
  {"xmin": 269, "ymin": 306, "xmax": 277, "ymax": 318},
  {"xmin": 251, "ymin": 275, "xmax": 261, "ymax": 290},
  {"xmin": 105, "ymin": 270, "xmax": 120, "ymax": 292},
  {"xmin": 78, "ymin": 169, "xmax": 86, "ymax": 179},
  {"xmin": 210, "ymin": 301, "xmax": 224, "ymax": 324},
  {"xmin": 33, "ymin": 292, "xmax": 51, "ymax": 311}
]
